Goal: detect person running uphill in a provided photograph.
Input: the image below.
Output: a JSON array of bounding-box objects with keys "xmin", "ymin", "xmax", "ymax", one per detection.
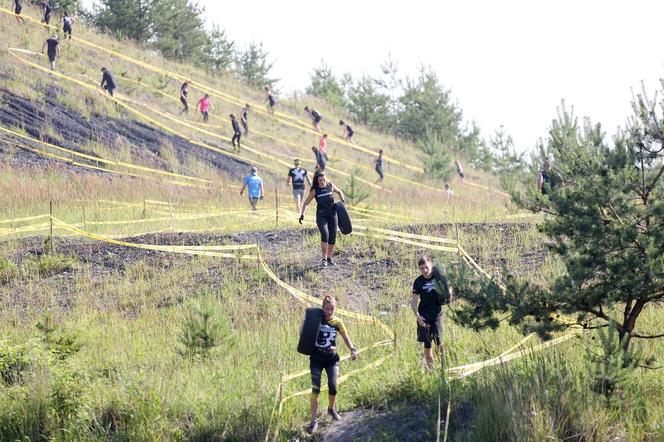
[
  {"xmin": 305, "ymin": 106, "xmax": 322, "ymax": 132},
  {"xmin": 41, "ymin": 1, "xmax": 52, "ymax": 25},
  {"xmin": 240, "ymin": 103, "xmax": 250, "ymax": 137},
  {"xmin": 41, "ymin": 35, "xmax": 60, "ymax": 71},
  {"xmin": 196, "ymin": 94, "xmax": 213, "ymax": 122},
  {"xmin": 240, "ymin": 166, "xmax": 264, "ymax": 210},
  {"xmin": 306, "ymin": 295, "xmax": 358, "ymax": 434},
  {"xmin": 454, "ymin": 160, "xmax": 464, "ymax": 180},
  {"xmin": 62, "ymin": 11, "xmax": 75, "ymax": 39},
  {"xmin": 14, "ymin": 0, "xmax": 25, "ymax": 24},
  {"xmin": 299, "ymin": 170, "xmax": 346, "ymax": 267},
  {"xmin": 339, "ymin": 120, "xmax": 355, "ymax": 144},
  {"xmin": 312, "ymin": 146, "xmax": 326, "ymax": 171},
  {"xmin": 374, "ymin": 149, "xmax": 384, "ymax": 182},
  {"xmin": 264, "ymin": 86, "xmax": 275, "ymax": 114},
  {"xmin": 230, "ymin": 114, "xmax": 241, "ymax": 152},
  {"xmin": 179, "ymin": 82, "xmax": 189, "ymax": 114},
  {"xmin": 287, "ymin": 158, "xmax": 311, "ymax": 212},
  {"xmin": 411, "ymin": 256, "xmax": 453, "ymax": 370},
  {"xmin": 100, "ymin": 68, "xmax": 116, "ymax": 97}
]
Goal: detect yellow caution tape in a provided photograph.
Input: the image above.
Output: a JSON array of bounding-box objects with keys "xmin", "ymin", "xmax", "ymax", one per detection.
[{"xmin": 0, "ymin": 214, "xmax": 50, "ymax": 224}]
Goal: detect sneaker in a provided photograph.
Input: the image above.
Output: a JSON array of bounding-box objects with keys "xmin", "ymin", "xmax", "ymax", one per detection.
[
  {"xmin": 326, "ymin": 257, "xmax": 336, "ymax": 266},
  {"xmin": 320, "ymin": 259, "xmax": 328, "ymax": 267},
  {"xmin": 327, "ymin": 408, "xmax": 341, "ymax": 421},
  {"xmin": 306, "ymin": 419, "xmax": 319, "ymax": 434}
]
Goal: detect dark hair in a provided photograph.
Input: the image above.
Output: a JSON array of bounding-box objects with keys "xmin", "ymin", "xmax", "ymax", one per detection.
[
  {"xmin": 322, "ymin": 294, "xmax": 336, "ymax": 306},
  {"xmin": 100, "ymin": 67, "xmax": 106, "ymax": 71},
  {"xmin": 379, "ymin": 149, "xmax": 384, "ymax": 154},
  {"xmin": 313, "ymin": 170, "xmax": 326, "ymax": 184},
  {"xmin": 417, "ymin": 255, "xmax": 433, "ymax": 266},
  {"xmin": 304, "ymin": 106, "xmax": 309, "ymax": 111},
  {"xmin": 339, "ymin": 120, "xmax": 345, "ymax": 125}
]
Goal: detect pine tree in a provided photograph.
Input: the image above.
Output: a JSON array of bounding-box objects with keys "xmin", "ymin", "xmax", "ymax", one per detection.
[
  {"xmin": 490, "ymin": 125, "xmax": 526, "ymax": 186},
  {"xmin": 452, "ymin": 91, "xmax": 664, "ymax": 353},
  {"xmin": 203, "ymin": 25, "xmax": 235, "ymax": 74},
  {"xmin": 149, "ymin": 0, "xmax": 210, "ymax": 63},
  {"xmin": 94, "ymin": 0, "xmax": 152, "ymax": 43},
  {"xmin": 306, "ymin": 62, "xmax": 346, "ymax": 108},
  {"xmin": 345, "ymin": 76, "xmax": 391, "ymax": 130},
  {"xmin": 235, "ymin": 42, "xmax": 277, "ymax": 88}
]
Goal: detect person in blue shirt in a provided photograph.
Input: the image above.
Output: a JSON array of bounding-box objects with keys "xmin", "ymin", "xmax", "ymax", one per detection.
[{"xmin": 240, "ymin": 166, "xmax": 264, "ymax": 210}]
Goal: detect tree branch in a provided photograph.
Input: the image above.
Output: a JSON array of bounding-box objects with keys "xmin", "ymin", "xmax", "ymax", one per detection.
[{"xmin": 632, "ymin": 331, "xmax": 664, "ymax": 339}]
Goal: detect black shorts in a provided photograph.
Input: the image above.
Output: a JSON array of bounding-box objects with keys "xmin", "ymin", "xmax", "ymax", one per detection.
[
  {"xmin": 63, "ymin": 24, "xmax": 72, "ymax": 34},
  {"xmin": 375, "ymin": 166, "xmax": 384, "ymax": 179},
  {"xmin": 43, "ymin": 13, "xmax": 51, "ymax": 24},
  {"xmin": 15, "ymin": 5, "xmax": 22, "ymax": 14},
  {"xmin": 268, "ymin": 96, "xmax": 275, "ymax": 107},
  {"xmin": 313, "ymin": 115, "xmax": 321, "ymax": 123},
  {"xmin": 48, "ymin": 52, "xmax": 56, "ymax": 62},
  {"xmin": 417, "ymin": 313, "xmax": 443, "ymax": 349}
]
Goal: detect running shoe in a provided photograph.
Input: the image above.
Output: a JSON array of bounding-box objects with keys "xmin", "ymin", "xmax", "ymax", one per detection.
[
  {"xmin": 327, "ymin": 408, "xmax": 341, "ymax": 421},
  {"xmin": 306, "ymin": 419, "xmax": 319, "ymax": 434},
  {"xmin": 326, "ymin": 257, "xmax": 336, "ymax": 266},
  {"xmin": 320, "ymin": 259, "xmax": 328, "ymax": 267}
]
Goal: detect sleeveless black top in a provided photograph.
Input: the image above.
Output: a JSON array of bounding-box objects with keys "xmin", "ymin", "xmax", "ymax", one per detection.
[{"xmin": 314, "ymin": 183, "xmax": 335, "ymax": 213}]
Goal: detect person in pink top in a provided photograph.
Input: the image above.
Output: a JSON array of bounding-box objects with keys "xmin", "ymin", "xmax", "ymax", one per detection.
[
  {"xmin": 196, "ymin": 94, "xmax": 214, "ymax": 122},
  {"xmin": 319, "ymin": 133, "xmax": 329, "ymax": 160}
]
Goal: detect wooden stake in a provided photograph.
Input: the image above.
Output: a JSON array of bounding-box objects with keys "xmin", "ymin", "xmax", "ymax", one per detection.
[
  {"xmin": 48, "ymin": 201, "xmax": 54, "ymax": 255},
  {"xmin": 168, "ymin": 196, "xmax": 175, "ymax": 232},
  {"xmin": 275, "ymin": 189, "xmax": 279, "ymax": 228}
]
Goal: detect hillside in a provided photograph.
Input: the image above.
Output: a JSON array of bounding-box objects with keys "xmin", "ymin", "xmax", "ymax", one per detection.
[{"xmin": 0, "ymin": 3, "xmax": 513, "ymax": 232}]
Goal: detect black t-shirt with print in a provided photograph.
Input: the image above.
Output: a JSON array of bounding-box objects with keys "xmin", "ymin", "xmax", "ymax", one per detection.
[
  {"xmin": 288, "ymin": 167, "xmax": 307, "ymax": 190},
  {"xmin": 412, "ymin": 274, "xmax": 442, "ymax": 319}
]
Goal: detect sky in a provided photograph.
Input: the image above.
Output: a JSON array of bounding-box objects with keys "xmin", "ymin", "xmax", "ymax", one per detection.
[{"xmin": 82, "ymin": 0, "xmax": 664, "ymax": 154}]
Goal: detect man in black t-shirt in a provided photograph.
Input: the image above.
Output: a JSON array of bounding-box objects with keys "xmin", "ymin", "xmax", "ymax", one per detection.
[
  {"xmin": 41, "ymin": 35, "xmax": 60, "ymax": 71},
  {"xmin": 305, "ymin": 106, "xmax": 322, "ymax": 132},
  {"xmin": 287, "ymin": 158, "xmax": 311, "ymax": 212},
  {"xmin": 230, "ymin": 114, "xmax": 241, "ymax": 152},
  {"xmin": 410, "ymin": 255, "xmax": 453, "ymax": 369}
]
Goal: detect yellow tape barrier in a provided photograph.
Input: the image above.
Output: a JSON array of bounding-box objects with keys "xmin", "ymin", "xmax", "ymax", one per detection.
[
  {"xmin": 0, "ymin": 125, "xmax": 210, "ymax": 186},
  {"xmin": 5, "ymin": 48, "xmax": 271, "ymax": 172}
]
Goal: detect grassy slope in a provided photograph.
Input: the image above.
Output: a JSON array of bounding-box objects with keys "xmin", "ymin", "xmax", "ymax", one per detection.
[{"xmin": 0, "ymin": 4, "xmax": 511, "ymax": 230}]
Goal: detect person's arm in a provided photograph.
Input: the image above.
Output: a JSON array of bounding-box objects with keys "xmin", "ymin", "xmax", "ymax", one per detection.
[
  {"xmin": 339, "ymin": 328, "xmax": 358, "ymax": 361},
  {"xmin": 286, "ymin": 174, "xmax": 292, "ymax": 188},
  {"xmin": 411, "ymin": 294, "xmax": 426, "ymax": 326},
  {"xmin": 260, "ymin": 180, "xmax": 264, "ymax": 199},
  {"xmin": 100, "ymin": 75, "xmax": 106, "ymax": 88},
  {"xmin": 306, "ymin": 175, "xmax": 312, "ymax": 188},
  {"xmin": 330, "ymin": 183, "xmax": 345, "ymax": 203},
  {"xmin": 56, "ymin": 45, "xmax": 60, "ymax": 57},
  {"xmin": 239, "ymin": 182, "xmax": 246, "ymax": 195},
  {"xmin": 300, "ymin": 189, "xmax": 315, "ymax": 217}
]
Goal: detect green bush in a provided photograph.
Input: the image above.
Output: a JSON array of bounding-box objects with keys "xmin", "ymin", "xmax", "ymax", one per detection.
[
  {"xmin": 24, "ymin": 254, "xmax": 77, "ymax": 277},
  {"xmin": 0, "ymin": 257, "xmax": 17, "ymax": 284},
  {"xmin": 0, "ymin": 341, "xmax": 30, "ymax": 385},
  {"xmin": 178, "ymin": 302, "xmax": 235, "ymax": 359},
  {"xmin": 36, "ymin": 312, "xmax": 83, "ymax": 362}
]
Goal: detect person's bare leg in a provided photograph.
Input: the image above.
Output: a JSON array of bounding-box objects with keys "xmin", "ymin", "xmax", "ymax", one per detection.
[
  {"xmin": 326, "ymin": 244, "xmax": 335, "ymax": 259},
  {"xmin": 296, "ymin": 195, "xmax": 302, "ymax": 213},
  {"xmin": 320, "ymin": 242, "xmax": 327, "ymax": 259},
  {"xmin": 310, "ymin": 394, "xmax": 319, "ymax": 422},
  {"xmin": 328, "ymin": 394, "xmax": 336, "ymax": 410},
  {"xmin": 424, "ymin": 348, "xmax": 434, "ymax": 369}
]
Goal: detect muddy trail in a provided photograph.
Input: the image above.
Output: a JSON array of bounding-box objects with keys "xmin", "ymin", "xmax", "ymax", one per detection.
[{"xmin": 0, "ymin": 85, "xmax": 253, "ymax": 179}]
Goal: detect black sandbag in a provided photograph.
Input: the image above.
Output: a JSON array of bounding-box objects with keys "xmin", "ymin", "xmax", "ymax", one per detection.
[
  {"xmin": 334, "ymin": 202, "xmax": 352, "ymax": 235},
  {"xmin": 297, "ymin": 307, "xmax": 323, "ymax": 355},
  {"xmin": 432, "ymin": 265, "xmax": 451, "ymax": 305}
]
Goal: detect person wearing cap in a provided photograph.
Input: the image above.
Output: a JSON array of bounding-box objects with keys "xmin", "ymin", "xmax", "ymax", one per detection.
[
  {"xmin": 287, "ymin": 158, "xmax": 311, "ymax": 212},
  {"xmin": 100, "ymin": 67, "xmax": 116, "ymax": 97},
  {"xmin": 41, "ymin": 35, "xmax": 60, "ymax": 71},
  {"xmin": 240, "ymin": 166, "xmax": 264, "ymax": 211}
]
